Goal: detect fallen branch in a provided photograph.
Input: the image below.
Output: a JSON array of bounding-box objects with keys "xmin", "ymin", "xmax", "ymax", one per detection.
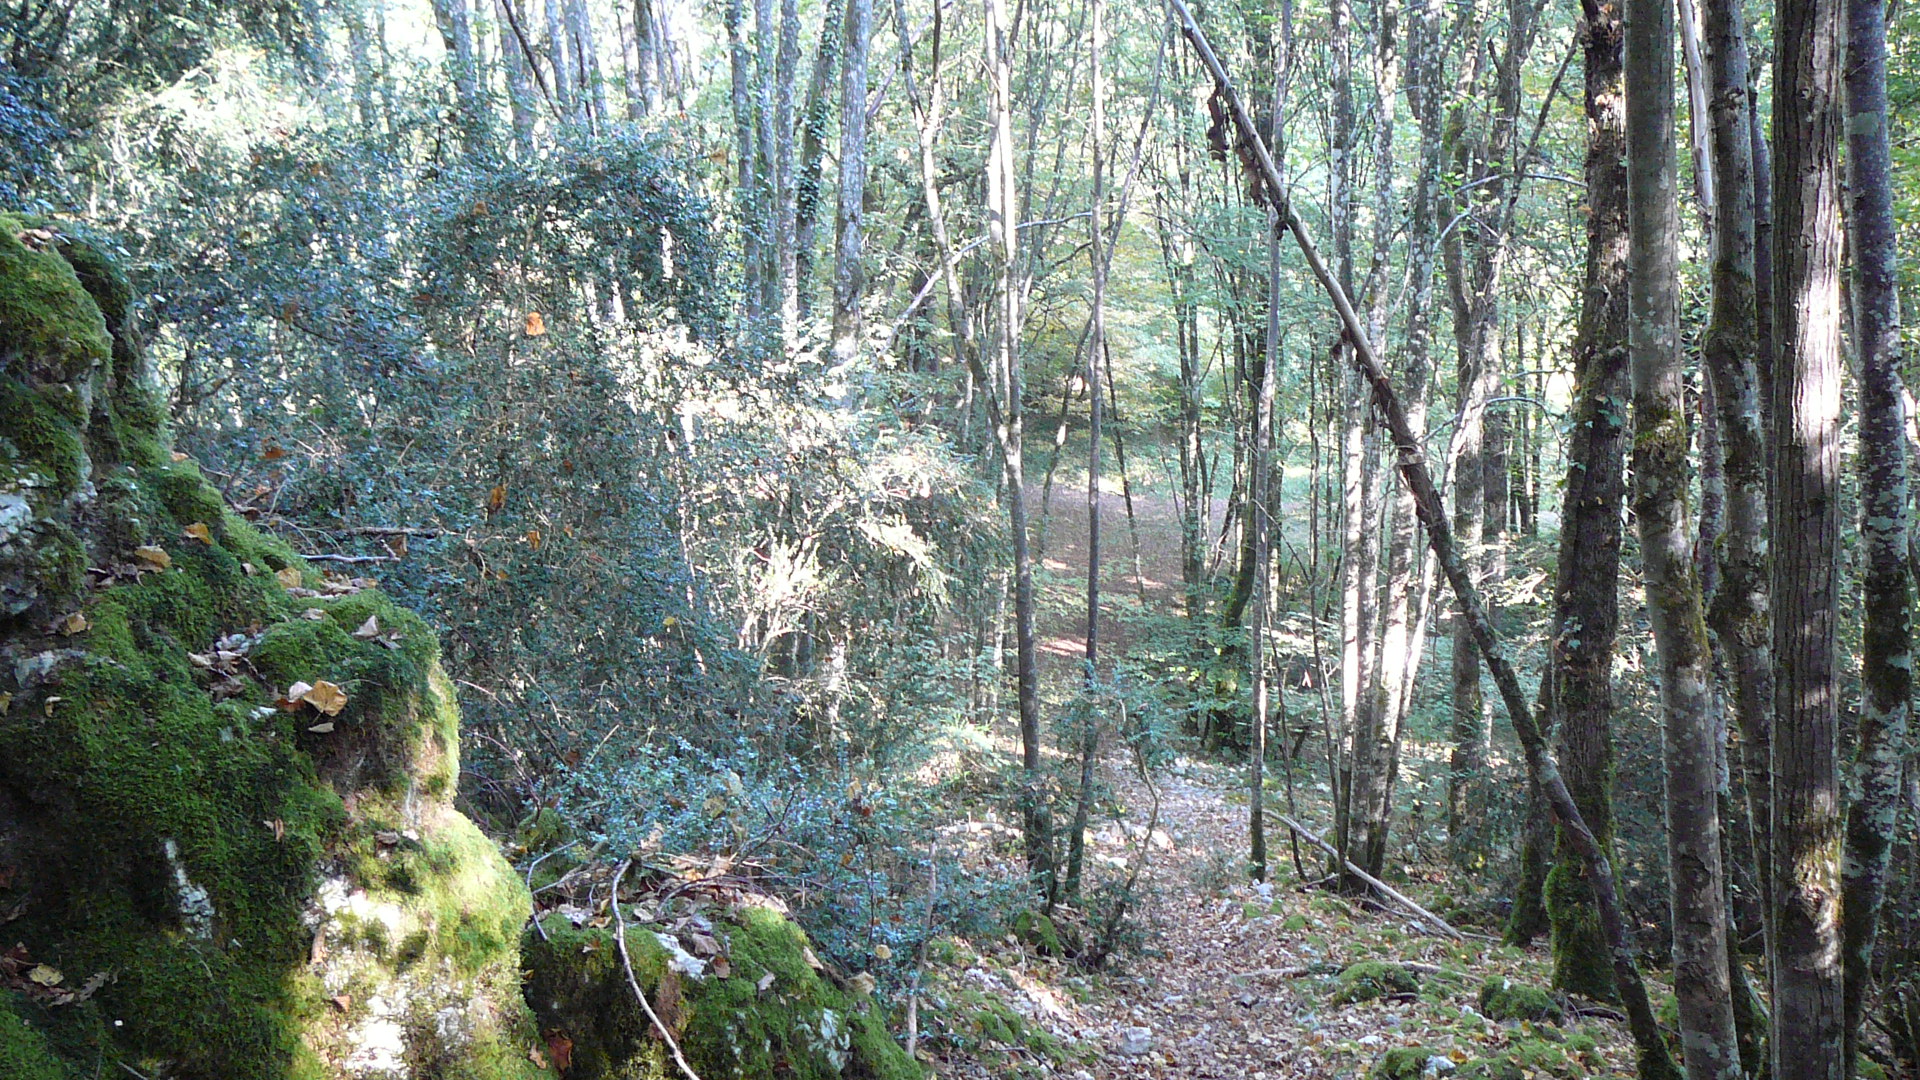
[
  {"xmin": 610, "ymin": 860, "xmax": 702, "ymax": 1080},
  {"xmin": 299, "ymin": 553, "xmax": 396, "ymax": 564},
  {"xmin": 1274, "ymin": 814, "xmax": 1463, "ymax": 940}
]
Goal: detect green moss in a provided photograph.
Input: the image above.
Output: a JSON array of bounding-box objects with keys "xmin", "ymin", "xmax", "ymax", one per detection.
[
  {"xmin": 1370, "ymin": 1046, "xmax": 1443, "ymax": 1079},
  {"xmin": 0, "ymin": 998, "xmax": 70, "ymax": 1080},
  {"xmin": 1545, "ymin": 859, "xmax": 1615, "ymax": 1001},
  {"xmin": 1479, "ymin": 976, "xmax": 1565, "ymax": 1024},
  {"xmin": 1329, "ymin": 961, "xmax": 1420, "ymax": 1005},
  {"xmin": 0, "ymin": 215, "xmax": 111, "ymax": 387},
  {"xmin": 1012, "ymin": 909, "xmax": 1063, "ymax": 956},
  {"xmin": 1456, "ymin": 1035, "xmax": 1594, "ymax": 1080},
  {"xmin": 523, "ymin": 908, "xmax": 923, "ymax": 1080}
]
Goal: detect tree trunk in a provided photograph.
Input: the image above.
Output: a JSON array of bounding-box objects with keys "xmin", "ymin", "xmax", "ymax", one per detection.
[
  {"xmin": 774, "ymin": 0, "xmax": 801, "ymax": 325},
  {"xmin": 1546, "ymin": 0, "xmax": 1632, "ymax": 1002},
  {"xmin": 1842, "ymin": 0, "xmax": 1910, "ymax": 1066},
  {"xmin": 1624, "ymin": 0, "xmax": 1742, "ymax": 1067},
  {"xmin": 831, "ymin": 0, "xmax": 873, "ymax": 365},
  {"xmin": 793, "ymin": 11, "xmax": 840, "ymax": 316},
  {"xmin": 565, "ymin": 0, "xmax": 608, "ymax": 127},
  {"xmin": 431, "ymin": 0, "xmax": 487, "ymax": 140},
  {"xmin": 984, "ymin": 0, "xmax": 1052, "ymax": 899},
  {"xmin": 545, "ymin": 0, "xmax": 575, "ymax": 116},
  {"xmin": 1769, "ymin": 0, "xmax": 1848, "ymax": 1064}
]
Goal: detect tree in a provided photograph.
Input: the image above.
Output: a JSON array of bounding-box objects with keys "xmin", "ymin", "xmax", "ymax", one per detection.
[
  {"xmin": 1543, "ymin": 0, "xmax": 1631, "ymax": 999},
  {"xmin": 1768, "ymin": 0, "xmax": 1848, "ymax": 1065},
  {"xmin": 1623, "ymin": 0, "xmax": 1742, "ymax": 1068},
  {"xmin": 1841, "ymin": 0, "xmax": 1911, "ymax": 1064},
  {"xmin": 831, "ymin": 0, "xmax": 873, "ymax": 363}
]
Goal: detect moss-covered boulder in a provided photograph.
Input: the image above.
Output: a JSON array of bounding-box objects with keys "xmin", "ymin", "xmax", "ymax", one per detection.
[
  {"xmin": 522, "ymin": 906, "xmax": 922, "ymax": 1080},
  {"xmin": 1368, "ymin": 1046, "xmax": 1446, "ymax": 1079},
  {"xmin": 1329, "ymin": 961, "xmax": 1421, "ymax": 1005},
  {"xmin": 0, "ymin": 215, "xmax": 553, "ymax": 1079},
  {"xmin": 1478, "ymin": 976, "xmax": 1565, "ymax": 1024}
]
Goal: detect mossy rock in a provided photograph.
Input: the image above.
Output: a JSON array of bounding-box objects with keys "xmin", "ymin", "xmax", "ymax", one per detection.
[
  {"xmin": 522, "ymin": 907, "xmax": 924, "ymax": 1080},
  {"xmin": 1329, "ymin": 961, "xmax": 1420, "ymax": 1005},
  {"xmin": 1456, "ymin": 1034, "xmax": 1589, "ymax": 1079},
  {"xmin": 0, "ymin": 218, "xmax": 553, "ymax": 1079},
  {"xmin": 1369, "ymin": 1046, "xmax": 1445, "ymax": 1079},
  {"xmin": 1479, "ymin": 976, "xmax": 1564, "ymax": 1024},
  {"xmin": 1012, "ymin": 909, "xmax": 1064, "ymax": 956}
]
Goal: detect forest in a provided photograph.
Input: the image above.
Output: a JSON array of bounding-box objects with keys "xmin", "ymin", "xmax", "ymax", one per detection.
[{"xmin": 1, "ymin": 0, "xmax": 1918, "ymax": 1076}]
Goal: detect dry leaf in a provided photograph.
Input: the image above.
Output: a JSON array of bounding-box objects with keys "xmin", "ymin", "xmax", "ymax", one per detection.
[
  {"xmin": 711, "ymin": 954, "xmax": 732, "ymax": 978},
  {"xmin": 353, "ymin": 615, "xmax": 380, "ymax": 639},
  {"xmin": 525, "ymin": 528, "xmax": 542, "ymax": 550},
  {"xmin": 303, "ymin": 680, "xmax": 348, "ymax": 716},
  {"xmin": 524, "ymin": 311, "xmax": 547, "ymax": 336},
  {"xmin": 276, "ymin": 566, "xmax": 303, "ymax": 589},
  {"xmin": 262, "ymin": 444, "xmax": 287, "ymax": 461},
  {"xmin": 487, "ymin": 484, "xmax": 507, "ymax": 512},
  {"xmin": 331, "ymin": 994, "xmax": 352, "ymax": 1012},
  {"xmin": 287, "ymin": 680, "xmax": 315, "ymax": 701},
  {"xmin": 307, "ymin": 722, "xmax": 336, "ymax": 734},
  {"xmin": 134, "ymin": 545, "xmax": 171, "ymax": 570},
  {"xmin": 183, "ymin": 522, "xmax": 214, "ymax": 544},
  {"xmin": 264, "ymin": 819, "xmax": 286, "ymax": 841},
  {"xmin": 528, "ymin": 1046, "xmax": 549, "ymax": 1070},
  {"xmin": 26, "ymin": 965, "xmax": 60, "ymax": 986},
  {"xmin": 383, "ymin": 535, "xmax": 409, "ymax": 559},
  {"xmin": 873, "ymin": 943, "xmax": 893, "ymax": 961},
  {"xmin": 0, "ymin": 693, "xmax": 11, "ymax": 715},
  {"xmin": 170, "ymin": 451, "xmax": 190, "ymax": 463},
  {"xmin": 756, "ymin": 971, "xmax": 777, "ymax": 992},
  {"xmin": 546, "ymin": 1031, "xmax": 573, "ymax": 1070},
  {"xmin": 57, "ymin": 612, "xmax": 87, "ymax": 635},
  {"xmin": 301, "ymin": 607, "xmax": 326, "ymax": 621}
]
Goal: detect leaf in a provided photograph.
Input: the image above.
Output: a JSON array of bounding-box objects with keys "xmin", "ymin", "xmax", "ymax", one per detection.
[
  {"xmin": 134, "ymin": 545, "xmax": 172, "ymax": 570},
  {"xmin": 0, "ymin": 693, "xmax": 10, "ymax": 715},
  {"xmin": 57, "ymin": 612, "xmax": 87, "ymax": 635},
  {"xmin": 170, "ymin": 451, "xmax": 190, "ymax": 463},
  {"xmin": 487, "ymin": 484, "xmax": 507, "ymax": 512},
  {"xmin": 524, "ymin": 311, "xmax": 547, "ymax": 336},
  {"xmin": 331, "ymin": 994, "xmax": 352, "ymax": 1013},
  {"xmin": 183, "ymin": 522, "xmax": 213, "ymax": 544},
  {"xmin": 301, "ymin": 607, "xmax": 327, "ymax": 620},
  {"xmin": 307, "ymin": 722, "xmax": 336, "ymax": 734},
  {"xmin": 286, "ymin": 680, "xmax": 315, "ymax": 702},
  {"xmin": 276, "ymin": 566, "xmax": 303, "ymax": 589},
  {"xmin": 262, "ymin": 444, "xmax": 287, "ymax": 461},
  {"xmin": 353, "ymin": 615, "xmax": 381, "ymax": 639},
  {"xmin": 264, "ymin": 819, "xmax": 286, "ymax": 841},
  {"xmin": 545, "ymin": 1032, "xmax": 573, "ymax": 1070},
  {"xmin": 303, "ymin": 680, "xmax": 348, "ymax": 716},
  {"xmin": 873, "ymin": 943, "xmax": 892, "ymax": 961},
  {"xmin": 27, "ymin": 964, "xmax": 60, "ymax": 987},
  {"xmin": 711, "ymin": 955, "xmax": 731, "ymax": 978},
  {"xmin": 524, "ymin": 528, "xmax": 542, "ymax": 550},
  {"xmin": 756, "ymin": 972, "xmax": 777, "ymax": 992}
]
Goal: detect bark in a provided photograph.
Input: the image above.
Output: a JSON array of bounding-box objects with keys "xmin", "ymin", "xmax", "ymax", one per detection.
[
  {"xmin": 346, "ymin": 0, "xmax": 381, "ymax": 130},
  {"xmin": 1842, "ymin": 0, "xmax": 1910, "ymax": 1066},
  {"xmin": 1699, "ymin": 0, "xmax": 1773, "ymax": 978},
  {"xmin": 1547, "ymin": 0, "xmax": 1631, "ymax": 1001},
  {"xmin": 831, "ymin": 0, "xmax": 873, "ymax": 365},
  {"xmin": 430, "ymin": 0, "xmax": 487, "ymax": 140},
  {"xmin": 1349, "ymin": 0, "xmax": 1407, "ymax": 882},
  {"xmin": 725, "ymin": 0, "xmax": 765, "ymax": 334},
  {"xmin": 793, "ymin": 11, "xmax": 840, "ymax": 316},
  {"xmin": 1169, "ymin": 7, "xmax": 1682, "ymax": 1077},
  {"xmin": 1769, "ymin": 0, "xmax": 1848, "ymax": 1064},
  {"xmin": 984, "ymin": 0, "xmax": 1052, "ymax": 898},
  {"xmin": 1624, "ymin": 0, "xmax": 1741, "ymax": 1067},
  {"xmin": 545, "ymin": 0, "xmax": 575, "ymax": 116},
  {"xmin": 497, "ymin": 0, "xmax": 538, "ymax": 153},
  {"xmin": 774, "ymin": 0, "xmax": 800, "ymax": 324},
  {"xmin": 565, "ymin": 0, "xmax": 608, "ymax": 127}
]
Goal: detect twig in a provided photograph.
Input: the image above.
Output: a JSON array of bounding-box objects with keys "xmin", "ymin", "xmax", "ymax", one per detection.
[
  {"xmin": 610, "ymin": 859, "xmax": 702, "ymax": 1080},
  {"xmin": 299, "ymin": 553, "xmax": 396, "ymax": 564},
  {"xmin": 333, "ymin": 526, "xmax": 443, "ymax": 538},
  {"xmin": 1273, "ymin": 814, "xmax": 1464, "ymax": 940}
]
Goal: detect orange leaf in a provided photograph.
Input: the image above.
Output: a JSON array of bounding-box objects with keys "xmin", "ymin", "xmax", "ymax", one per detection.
[
  {"xmin": 546, "ymin": 1032, "xmax": 573, "ymax": 1071},
  {"xmin": 487, "ymin": 484, "xmax": 507, "ymax": 512},
  {"xmin": 524, "ymin": 311, "xmax": 547, "ymax": 337},
  {"xmin": 276, "ymin": 566, "xmax": 303, "ymax": 589},
  {"xmin": 262, "ymin": 444, "xmax": 287, "ymax": 461},
  {"xmin": 525, "ymin": 528, "xmax": 542, "ymax": 551},
  {"xmin": 134, "ymin": 545, "xmax": 171, "ymax": 570},
  {"xmin": 183, "ymin": 522, "xmax": 214, "ymax": 544}
]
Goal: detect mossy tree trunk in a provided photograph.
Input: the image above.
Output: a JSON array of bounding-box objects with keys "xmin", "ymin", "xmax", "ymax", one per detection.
[
  {"xmin": 1623, "ymin": 0, "xmax": 1742, "ymax": 1068},
  {"xmin": 1545, "ymin": 0, "xmax": 1630, "ymax": 1003},
  {"xmin": 1841, "ymin": 0, "xmax": 1910, "ymax": 1067}
]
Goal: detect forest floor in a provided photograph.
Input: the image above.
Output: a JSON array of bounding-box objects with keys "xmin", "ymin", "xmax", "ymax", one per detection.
[{"xmin": 911, "ymin": 474, "xmax": 1639, "ymax": 1079}]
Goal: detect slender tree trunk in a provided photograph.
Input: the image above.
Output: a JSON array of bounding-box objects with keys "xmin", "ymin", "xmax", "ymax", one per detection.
[
  {"xmin": 1625, "ymin": 0, "xmax": 1742, "ymax": 1068},
  {"xmin": 431, "ymin": 0, "xmax": 487, "ymax": 140},
  {"xmin": 347, "ymin": 1, "xmax": 381, "ymax": 131},
  {"xmin": 1769, "ymin": 0, "xmax": 1848, "ymax": 1064},
  {"xmin": 831, "ymin": 0, "xmax": 873, "ymax": 365},
  {"xmin": 725, "ymin": 0, "xmax": 766, "ymax": 336},
  {"xmin": 774, "ymin": 0, "xmax": 800, "ymax": 325},
  {"xmin": 1842, "ymin": 0, "xmax": 1910, "ymax": 1065},
  {"xmin": 497, "ymin": 0, "xmax": 539, "ymax": 153},
  {"xmin": 565, "ymin": 0, "xmax": 608, "ymax": 127},
  {"xmin": 793, "ymin": 11, "xmax": 840, "ymax": 316},
  {"xmin": 1699, "ymin": 0, "xmax": 1774, "ymax": 995},
  {"xmin": 984, "ymin": 0, "xmax": 1052, "ymax": 899},
  {"xmin": 1545, "ymin": 0, "xmax": 1632, "ymax": 1001},
  {"xmin": 1350, "ymin": 0, "xmax": 1406, "ymax": 882}
]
